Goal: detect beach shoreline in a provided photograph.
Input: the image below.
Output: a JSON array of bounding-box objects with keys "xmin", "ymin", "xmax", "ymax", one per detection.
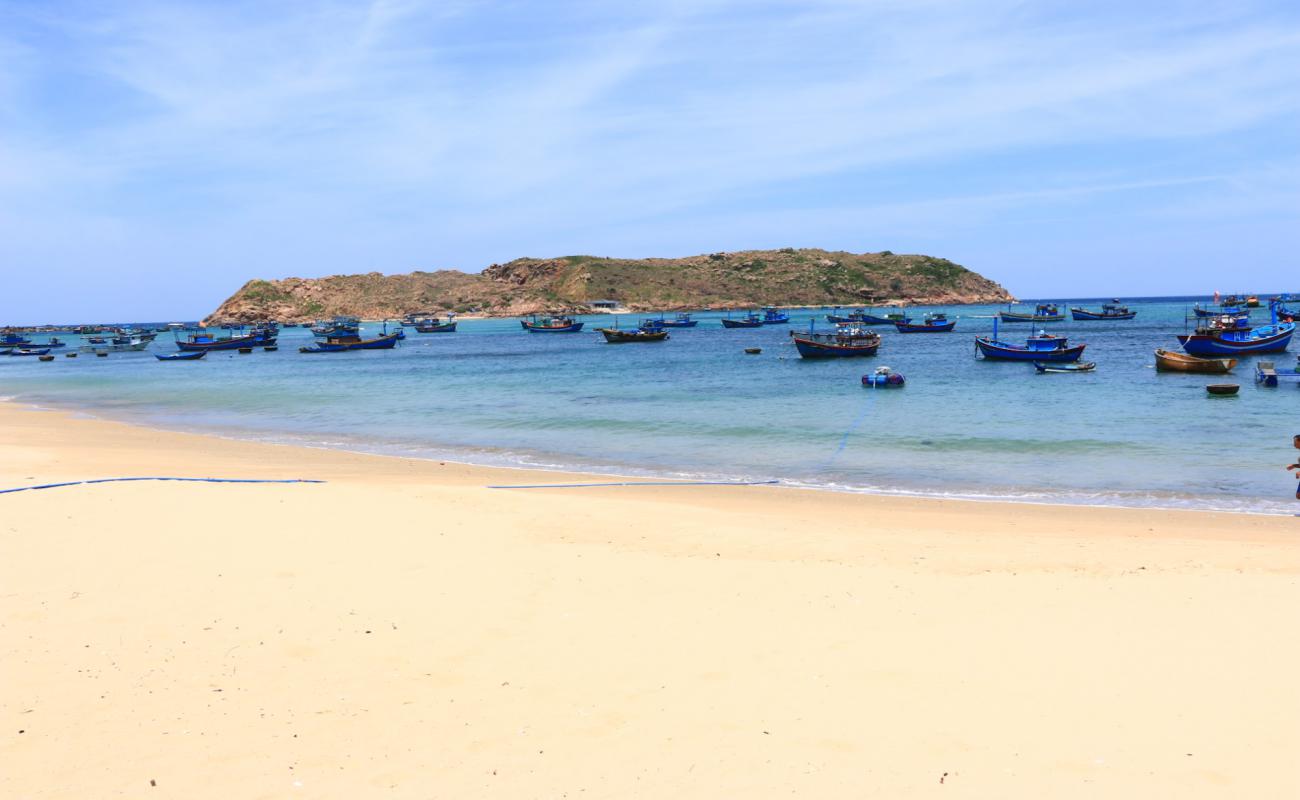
[{"xmin": 3, "ymin": 399, "xmax": 1299, "ymax": 798}]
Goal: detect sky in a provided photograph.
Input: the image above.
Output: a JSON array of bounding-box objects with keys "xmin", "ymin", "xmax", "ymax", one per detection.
[{"xmin": 1, "ymin": 0, "xmax": 1298, "ymax": 323}]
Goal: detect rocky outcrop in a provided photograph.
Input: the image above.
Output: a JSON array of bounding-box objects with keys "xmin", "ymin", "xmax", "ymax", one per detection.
[{"xmin": 204, "ymin": 249, "xmax": 1013, "ymax": 324}]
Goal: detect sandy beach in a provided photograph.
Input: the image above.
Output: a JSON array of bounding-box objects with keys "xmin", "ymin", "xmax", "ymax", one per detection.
[{"xmin": 2, "ymin": 399, "xmax": 1298, "ymax": 798}]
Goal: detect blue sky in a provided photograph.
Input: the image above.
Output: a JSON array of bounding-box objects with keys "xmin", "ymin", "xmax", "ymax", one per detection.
[{"xmin": 2, "ymin": 0, "xmax": 1298, "ymax": 322}]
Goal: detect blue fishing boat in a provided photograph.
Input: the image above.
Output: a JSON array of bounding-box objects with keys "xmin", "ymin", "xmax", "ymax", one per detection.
[
  {"xmin": 1000, "ymin": 303, "xmax": 1065, "ymax": 323},
  {"xmin": 791, "ymin": 323, "xmax": 881, "ymax": 358},
  {"xmin": 155, "ymin": 350, "xmax": 207, "ymax": 361},
  {"xmin": 7, "ymin": 347, "xmax": 52, "ymax": 356},
  {"xmin": 1177, "ymin": 321, "xmax": 1294, "ymax": 356},
  {"xmin": 976, "ymin": 320, "xmax": 1085, "ymax": 362},
  {"xmin": 598, "ymin": 327, "xmax": 670, "ymax": 343},
  {"xmin": 1, "ymin": 332, "xmax": 33, "ymax": 346},
  {"xmin": 1071, "ymin": 301, "xmax": 1136, "ymax": 321},
  {"xmin": 654, "ymin": 312, "xmax": 697, "ymax": 328},
  {"xmin": 720, "ymin": 311, "xmax": 763, "ymax": 328},
  {"xmin": 521, "ymin": 315, "xmax": 584, "ymax": 332},
  {"xmin": 893, "ymin": 313, "xmax": 954, "ymax": 333},
  {"xmin": 299, "ymin": 331, "xmax": 401, "ymax": 353},
  {"xmin": 760, "ymin": 307, "xmax": 790, "ymax": 324},
  {"xmin": 825, "ymin": 308, "xmax": 905, "ymax": 325},
  {"xmin": 638, "ymin": 318, "xmax": 666, "ymax": 331},
  {"xmin": 311, "ymin": 316, "xmax": 361, "ymax": 336}
]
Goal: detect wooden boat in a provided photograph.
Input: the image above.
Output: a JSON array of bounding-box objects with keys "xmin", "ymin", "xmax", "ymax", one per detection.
[
  {"xmin": 299, "ymin": 332, "xmax": 401, "ymax": 353},
  {"xmin": 1034, "ymin": 361, "xmax": 1096, "ymax": 373},
  {"xmin": 1154, "ymin": 348, "xmax": 1235, "ymax": 374},
  {"xmin": 1071, "ymin": 301, "xmax": 1136, "ymax": 321},
  {"xmin": 791, "ymin": 324, "xmax": 882, "ymax": 358},
  {"xmin": 597, "ymin": 327, "xmax": 670, "ymax": 343},
  {"xmin": 1255, "ymin": 361, "xmax": 1300, "ymax": 387},
  {"xmin": 1000, "ymin": 303, "xmax": 1064, "ymax": 323},
  {"xmin": 861, "ymin": 366, "xmax": 905, "ymax": 387},
  {"xmin": 976, "ymin": 323, "xmax": 1085, "ymax": 362},
  {"xmin": 720, "ymin": 312, "xmax": 763, "ymax": 328},
  {"xmin": 893, "ymin": 314, "xmax": 955, "ymax": 333},
  {"xmin": 38, "ymin": 354, "xmax": 54, "ymax": 362},
  {"xmin": 1177, "ymin": 321, "xmax": 1294, "ymax": 356},
  {"xmin": 744, "ymin": 347, "xmax": 761, "ymax": 354},
  {"xmin": 155, "ymin": 350, "xmax": 207, "ymax": 361},
  {"xmin": 760, "ymin": 307, "xmax": 790, "ymax": 324},
  {"xmin": 521, "ymin": 316, "xmax": 584, "ymax": 333},
  {"xmin": 1206, "ymin": 384, "xmax": 1240, "ymax": 396}
]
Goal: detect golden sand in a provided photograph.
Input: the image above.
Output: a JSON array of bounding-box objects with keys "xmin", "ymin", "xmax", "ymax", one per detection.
[{"xmin": 2, "ymin": 400, "xmax": 1298, "ymax": 798}]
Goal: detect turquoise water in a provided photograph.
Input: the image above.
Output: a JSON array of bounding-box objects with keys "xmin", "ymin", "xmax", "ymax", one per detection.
[{"xmin": 3, "ymin": 298, "xmax": 1298, "ymax": 515}]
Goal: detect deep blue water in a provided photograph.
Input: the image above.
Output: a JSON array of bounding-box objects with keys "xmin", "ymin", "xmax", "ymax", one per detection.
[{"xmin": 3, "ymin": 298, "xmax": 1298, "ymax": 515}]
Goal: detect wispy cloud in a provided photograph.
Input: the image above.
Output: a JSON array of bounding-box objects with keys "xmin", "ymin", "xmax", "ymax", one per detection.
[{"xmin": 1, "ymin": 0, "xmax": 1298, "ymax": 320}]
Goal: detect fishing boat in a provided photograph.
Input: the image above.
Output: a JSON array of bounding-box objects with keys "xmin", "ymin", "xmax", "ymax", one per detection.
[
  {"xmin": 521, "ymin": 315, "xmax": 584, "ymax": 333},
  {"xmin": 1246, "ymin": 295, "xmax": 1260, "ymax": 308},
  {"xmin": 413, "ymin": 317, "xmax": 457, "ymax": 333},
  {"xmin": 597, "ymin": 327, "xmax": 670, "ymax": 343},
  {"xmin": 1034, "ymin": 361, "xmax": 1096, "ymax": 373},
  {"xmin": 760, "ymin": 307, "xmax": 790, "ymax": 324},
  {"xmin": 638, "ymin": 318, "xmax": 666, "ymax": 331},
  {"xmin": 975, "ymin": 320, "xmax": 1085, "ymax": 362},
  {"xmin": 299, "ymin": 331, "xmax": 401, "ymax": 353},
  {"xmin": 311, "ymin": 317, "xmax": 361, "ymax": 336},
  {"xmin": 999, "ymin": 303, "xmax": 1065, "ymax": 323},
  {"xmin": 1255, "ymin": 361, "xmax": 1300, "ymax": 387},
  {"xmin": 893, "ymin": 313, "xmax": 955, "ymax": 333},
  {"xmin": 176, "ymin": 329, "xmax": 276, "ymax": 352},
  {"xmin": 825, "ymin": 308, "xmax": 906, "ymax": 325},
  {"xmin": 791, "ymin": 323, "xmax": 882, "ymax": 358},
  {"xmin": 861, "ymin": 366, "xmax": 905, "ymax": 387},
  {"xmin": 0, "ymin": 332, "xmax": 33, "ymax": 347},
  {"xmin": 1177, "ymin": 319, "xmax": 1294, "ymax": 357},
  {"xmin": 155, "ymin": 350, "xmax": 207, "ymax": 361},
  {"xmin": 720, "ymin": 312, "xmax": 763, "ymax": 328},
  {"xmin": 1154, "ymin": 348, "xmax": 1236, "ymax": 374},
  {"xmin": 654, "ymin": 312, "xmax": 698, "ymax": 328},
  {"xmin": 7, "ymin": 347, "xmax": 51, "ymax": 356},
  {"xmin": 1071, "ymin": 301, "xmax": 1136, "ymax": 321}
]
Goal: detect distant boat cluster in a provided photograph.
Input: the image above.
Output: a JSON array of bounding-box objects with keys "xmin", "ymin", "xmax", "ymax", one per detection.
[{"xmin": 4, "ymin": 295, "xmax": 1298, "ymax": 392}]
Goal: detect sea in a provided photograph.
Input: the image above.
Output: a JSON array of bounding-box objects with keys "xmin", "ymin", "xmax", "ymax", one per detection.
[{"xmin": 3, "ymin": 296, "xmax": 1298, "ymax": 515}]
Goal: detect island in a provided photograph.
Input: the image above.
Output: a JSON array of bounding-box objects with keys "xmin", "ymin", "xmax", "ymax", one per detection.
[{"xmin": 204, "ymin": 248, "xmax": 1013, "ymax": 323}]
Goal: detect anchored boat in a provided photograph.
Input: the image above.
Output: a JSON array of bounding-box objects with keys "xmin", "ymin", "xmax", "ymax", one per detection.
[
  {"xmin": 791, "ymin": 323, "xmax": 882, "ymax": 358},
  {"xmin": 893, "ymin": 313, "xmax": 955, "ymax": 333},
  {"xmin": 976, "ymin": 319, "xmax": 1085, "ymax": 362},
  {"xmin": 1071, "ymin": 301, "xmax": 1136, "ymax": 321},
  {"xmin": 1177, "ymin": 318, "xmax": 1294, "ymax": 357},
  {"xmin": 299, "ymin": 331, "xmax": 401, "ymax": 353},
  {"xmin": 720, "ymin": 311, "xmax": 763, "ymax": 328},
  {"xmin": 597, "ymin": 327, "xmax": 670, "ymax": 343},
  {"xmin": 521, "ymin": 315, "xmax": 584, "ymax": 333},
  {"xmin": 1154, "ymin": 348, "xmax": 1236, "ymax": 374},
  {"xmin": 1000, "ymin": 303, "xmax": 1064, "ymax": 323}
]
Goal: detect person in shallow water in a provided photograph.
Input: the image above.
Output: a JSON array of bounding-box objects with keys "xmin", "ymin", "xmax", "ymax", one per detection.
[{"xmin": 1289, "ymin": 435, "xmax": 1300, "ymax": 499}]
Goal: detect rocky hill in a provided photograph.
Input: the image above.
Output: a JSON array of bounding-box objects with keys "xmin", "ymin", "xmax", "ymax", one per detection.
[{"xmin": 204, "ymin": 249, "xmax": 1012, "ymax": 323}]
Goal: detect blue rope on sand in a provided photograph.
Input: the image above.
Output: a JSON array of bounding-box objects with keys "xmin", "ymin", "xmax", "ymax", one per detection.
[
  {"xmin": 0, "ymin": 477, "xmax": 325, "ymax": 496},
  {"xmin": 488, "ymin": 480, "xmax": 779, "ymax": 490}
]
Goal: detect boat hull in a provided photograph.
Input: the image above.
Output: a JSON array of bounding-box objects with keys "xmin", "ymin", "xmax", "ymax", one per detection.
[
  {"xmin": 1154, "ymin": 348, "xmax": 1235, "ymax": 374},
  {"xmin": 155, "ymin": 351, "xmax": 207, "ymax": 361},
  {"xmin": 299, "ymin": 333, "xmax": 401, "ymax": 353},
  {"xmin": 415, "ymin": 323, "xmax": 457, "ymax": 333},
  {"xmin": 976, "ymin": 338, "xmax": 1085, "ymax": 362},
  {"xmin": 1177, "ymin": 324, "xmax": 1294, "ymax": 356},
  {"xmin": 177, "ymin": 333, "xmax": 275, "ymax": 351},
  {"xmin": 1070, "ymin": 308, "xmax": 1136, "ymax": 321},
  {"xmin": 893, "ymin": 320, "xmax": 955, "ymax": 333},
  {"xmin": 720, "ymin": 318, "xmax": 762, "ymax": 328},
  {"xmin": 598, "ymin": 328, "xmax": 669, "ymax": 343},
  {"xmin": 521, "ymin": 321, "xmax": 584, "ymax": 332},
  {"xmin": 999, "ymin": 312, "xmax": 1066, "ymax": 323},
  {"xmin": 792, "ymin": 335, "xmax": 881, "ymax": 358}
]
